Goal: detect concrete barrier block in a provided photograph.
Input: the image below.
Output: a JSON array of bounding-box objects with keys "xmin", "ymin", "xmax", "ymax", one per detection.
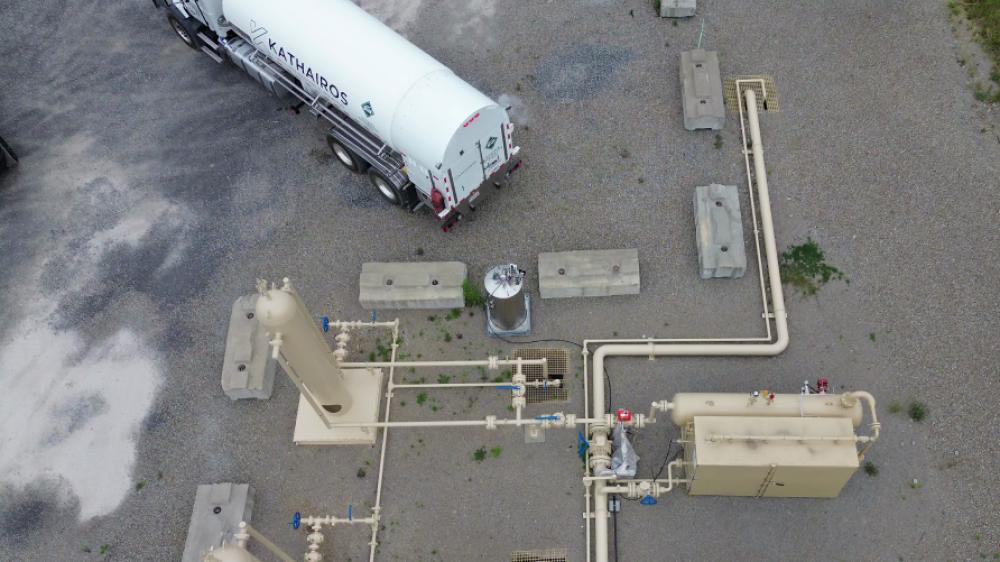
[
  {"xmin": 660, "ymin": 0, "xmax": 696, "ymax": 18},
  {"xmin": 538, "ymin": 249, "xmax": 640, "ymax": 299},
  {"xmin": 359, "ymin": 262, "xmax": 466, "ymax": 309},
  {"xmin": 694, "ymin": 184, "xmax": 747, "ymax": 279},
  {"xmin": 681, "ymin": 49, "xmax": 725, "ymax": 131},
  {"xmin": 221, "ymin": 294, "xmax": 276, "ymax": 400},
  {"xmin": 181, "ymin": 483, "xmax": 254, "ymax": 562}
]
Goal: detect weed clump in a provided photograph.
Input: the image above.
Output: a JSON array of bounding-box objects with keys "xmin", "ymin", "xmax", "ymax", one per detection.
[
  {"xmin": 863, "ymin": 461, "xmax": 879, "ymax": 477},
  {"xmin": 908, "ymin": 401, "xmax": 928, "ymax": 422},
  {"xmin": 463, "ymin": 279, "xmax": 486, "ymax": 308},
  {"xmin": 778, "ymin": 238, "xmax": 846, "ymax": 296}
]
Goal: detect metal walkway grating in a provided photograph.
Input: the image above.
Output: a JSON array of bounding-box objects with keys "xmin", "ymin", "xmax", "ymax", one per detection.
[
  {"xmin": 724, "ymin": 75, "xmax": 780, "ymax": 112},
  {"xmin": 514, "ymin": 348, "xmax": 570, "ymax": 403},
  {"xmin": 511, "ymin": 547, "xmax": 568, "ymax": 562}
]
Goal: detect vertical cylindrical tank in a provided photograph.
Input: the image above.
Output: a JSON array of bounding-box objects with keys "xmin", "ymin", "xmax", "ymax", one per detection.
[
  {"xmin": 485, "ymin": 264, "xmax": 527, "ymax": 332},
  {"xmin": 256, "ymin": 278, "xmax": 353, "ymax": 414}
]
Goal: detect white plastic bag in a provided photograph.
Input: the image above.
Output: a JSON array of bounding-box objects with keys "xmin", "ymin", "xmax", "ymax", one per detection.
[{"xmin": 610, "ymin": 423, "xmax": 639, "ymax": 478}]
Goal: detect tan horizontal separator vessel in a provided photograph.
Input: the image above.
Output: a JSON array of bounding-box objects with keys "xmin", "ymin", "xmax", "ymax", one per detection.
[{"xmin": 668, "ymin": 392, "xmax": 864, "ymax": 428}]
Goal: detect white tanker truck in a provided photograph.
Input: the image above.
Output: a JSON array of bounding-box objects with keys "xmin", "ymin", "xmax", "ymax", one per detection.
[{"xmin": 155, "ymin": 0, "xmax": 522, "ymax": 230}]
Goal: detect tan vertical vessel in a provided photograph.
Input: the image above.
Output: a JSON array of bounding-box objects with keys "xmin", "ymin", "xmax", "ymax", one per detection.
[
  {"xmin": 256, "ymin": 278, "xmax": 353, "ymax": 416},
  {"xmin": 256, "ymin": 278, "xmax": 383, "ymax": 445}
]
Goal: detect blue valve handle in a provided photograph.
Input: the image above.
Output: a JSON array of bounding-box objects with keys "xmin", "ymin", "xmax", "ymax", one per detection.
[
  {"xmin": 577, "ymin": 431, "xmax": 590, "ymax": 460},
  {"xmin": 535, "ymin": 414, "xmax": 560, "ymax": 421},
  {"xmin": 497, "ymin": 385, "xmax": 519, "ymax": 391},
  {"xmin": 348, "ymin": 503, "xmax": 353, "ymax": 521},
  {"xmin": 321, "ymin": 316, "xmax": 330, "ymax": 333},
  {"xmin": 640, "ymin": 495, "xmax": 657, "ymax": 505},
  {"xmin": 291, "ymin": 511, "xmax": 301, "ymax": 529}
]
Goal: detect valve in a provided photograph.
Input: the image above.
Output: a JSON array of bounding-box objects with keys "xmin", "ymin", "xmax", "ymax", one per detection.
[
  {"xmin": 615, "ymin": 409, "xmax": 633, "ymax": 423},
  {"xmin": 290, "ymin": 511, "xmax": 301, "ymax": 530},
  {"xmin": 817, "ymin": 378, "xmax": 829, "ymax": 394},
  {"xmin": 321, "ymin": 316, "xmax": 330, "ymax": 333},
  {"xmin": 640, "ymin": 495, "xmax": 657, "ymax": 505},
  {"xmin": 577, "ymin": 432, "xmax": 589, "ymax": 460}
]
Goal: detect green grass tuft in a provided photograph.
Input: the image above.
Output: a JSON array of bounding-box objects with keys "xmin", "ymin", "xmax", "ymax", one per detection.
[
  {"xmin": 863, "ymin": 461, "xmax": 879, "ymax": 477},
  {"xmin": 463, "ymin": 279, "xmax": 486, "ymax": 307},
  {"xmin": 416, "ymin": 392, "xmax": 428, "ymax": 406},
  {"xmin": 778, "ymin": 238, "xmax": 846, "ymax": 296},
  {"xmin": 908, "ymin": 400, "xmax": 928, "ymax": 422},
  {"xmin": 473, "ymin": 447, "xmax": 487, "ymax": 462},
  {"xmin": 888, "ymin": 401, "xmax": 903, "ymax": 414},
  {"xmin": 962, "ymin": 0, "xmax": 1000, "ymax": 99}
]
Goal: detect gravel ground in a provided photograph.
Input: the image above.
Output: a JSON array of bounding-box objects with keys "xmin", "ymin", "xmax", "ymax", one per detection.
[{"xmin": 1, "ymin": 1, "xmax": 998, "ymax": 561}]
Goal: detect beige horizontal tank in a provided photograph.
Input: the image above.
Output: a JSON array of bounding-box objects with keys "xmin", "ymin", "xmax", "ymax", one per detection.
[{"xmin": 669, "ymin": 392, "xmax": 864, "ymax": 428}]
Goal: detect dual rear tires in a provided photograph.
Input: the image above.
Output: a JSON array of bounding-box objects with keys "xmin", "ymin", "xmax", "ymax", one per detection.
[{"xmin": 327, "ymin": 138, "xmax": 406, "ymax": 206}]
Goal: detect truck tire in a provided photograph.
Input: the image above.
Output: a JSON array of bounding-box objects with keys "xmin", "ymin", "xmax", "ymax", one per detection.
[
  {"xmin": 368, "ymin": 169, "xmax": 403, "ymax": 206},
  {"xmin": 167, "ymin": 11, "xmax": 201, "ymax": 49},
  {"xmin": 327, "ymin": 138, "xmax": 367, "ymax": 173}
]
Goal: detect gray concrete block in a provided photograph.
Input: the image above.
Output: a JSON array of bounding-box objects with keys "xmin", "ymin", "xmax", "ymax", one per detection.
[
  {"xmin": 659, "ymin": 0, "xmax": 696, "ymax": 18},
  {"xmin": 359, "ymin": 262, "xmax": 466, "ymax": 309},
  {"xmin": 182, "ymin": 483, "xmax": 254, "ymax": 562},
  {"xmin": 221, "ymin": 294, "xmax": 276, "ymax": 400},
  {"xmin": 681, "ymin": 49, "xmax": 725, "ymax": 131},
  {"xmin": 538, "ymin": 249, "xmax": 640, "ymax": 299},
  {"xmin": 694, "ymin": 184, "xmax": 747, "ymax": 279}
]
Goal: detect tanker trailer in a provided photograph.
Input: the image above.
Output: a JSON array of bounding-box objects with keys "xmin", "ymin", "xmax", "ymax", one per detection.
[{"xmin": 154, "ymin": 0, "xmax": 522, "ymax": 231}]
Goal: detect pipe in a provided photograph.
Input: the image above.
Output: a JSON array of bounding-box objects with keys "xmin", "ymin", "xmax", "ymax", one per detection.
[
  {"xmin": 590, "ymin": 86, "xmax": 788, "ymax": 562},
  {"xmin": 840, "ymin": 391, "xmax": 881, "ymax": 459},
  {"xmin": 601, "ymin": 460, "xmax": 688, "ymax": 497},
  {"xmin": 390, "ymin": 380, "xmax": 560, "ymax": 390},
  {"xmin": 321, "ymin": 415, "xmax": 605, "ymax": 429},
  {"xmin": 646, "ymin": 400, "xmax": 673, "ymax": 423},
  {"xmin": 301, "ymin": 515, "xmax": 377, "ymax": 526},
  {"xmin": 339, "ymin": 357, "xmax": 546, "ymax": 369},
  {"xmin": 240, "ymin": 522, "xmax": 297, "ymax": 562},
  {"xmin": 367, "ymin": 320, "xmax": 399, "ymax": 562}
]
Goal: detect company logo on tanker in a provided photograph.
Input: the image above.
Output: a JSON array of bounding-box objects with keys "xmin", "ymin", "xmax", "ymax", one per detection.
[{"xmin": 267, "ymin": 39, "xmax": 348, "ymax": 105}]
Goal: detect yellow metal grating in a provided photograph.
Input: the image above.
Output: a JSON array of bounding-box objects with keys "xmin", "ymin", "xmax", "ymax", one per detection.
[
  {"xmin": 514, "ymin": 348, "xmax": 570, "ymax": 403},
  {"xmin": 511, "ymin": 548, "xmax": 568, "ymax": 562},
  {"xmin": 724, "ymin": 75, "xmax": 779, "ymax": 112}
]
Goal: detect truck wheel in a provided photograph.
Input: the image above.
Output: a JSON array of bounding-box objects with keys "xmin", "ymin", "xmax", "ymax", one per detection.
[
  {"xmin": 327, "ymin": 138, "xmax": 367, "ymax": 173},
  {"xmin": 167, "ymin": 12, "xmax": 200, "ymax": 49},
  {"xmin": 368, "ymin": 170, "xmax": 402, "ymax": 206}
]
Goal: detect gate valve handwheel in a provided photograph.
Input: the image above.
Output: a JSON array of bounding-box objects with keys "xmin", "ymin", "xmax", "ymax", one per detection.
[
  {"xmin": 640, "ymin": 495, "xmax": 657, "ymax": 505},
  {"xmin": 291, "ymin": 511, "xmax": 301, "ymax": 530},
  {"xmin": 817, "ymin": 378, "xmax": 829, "ymax": 394},
  {"xmin": 616, "ymin": 409, "xmax": 633, "ymax": 422}
]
